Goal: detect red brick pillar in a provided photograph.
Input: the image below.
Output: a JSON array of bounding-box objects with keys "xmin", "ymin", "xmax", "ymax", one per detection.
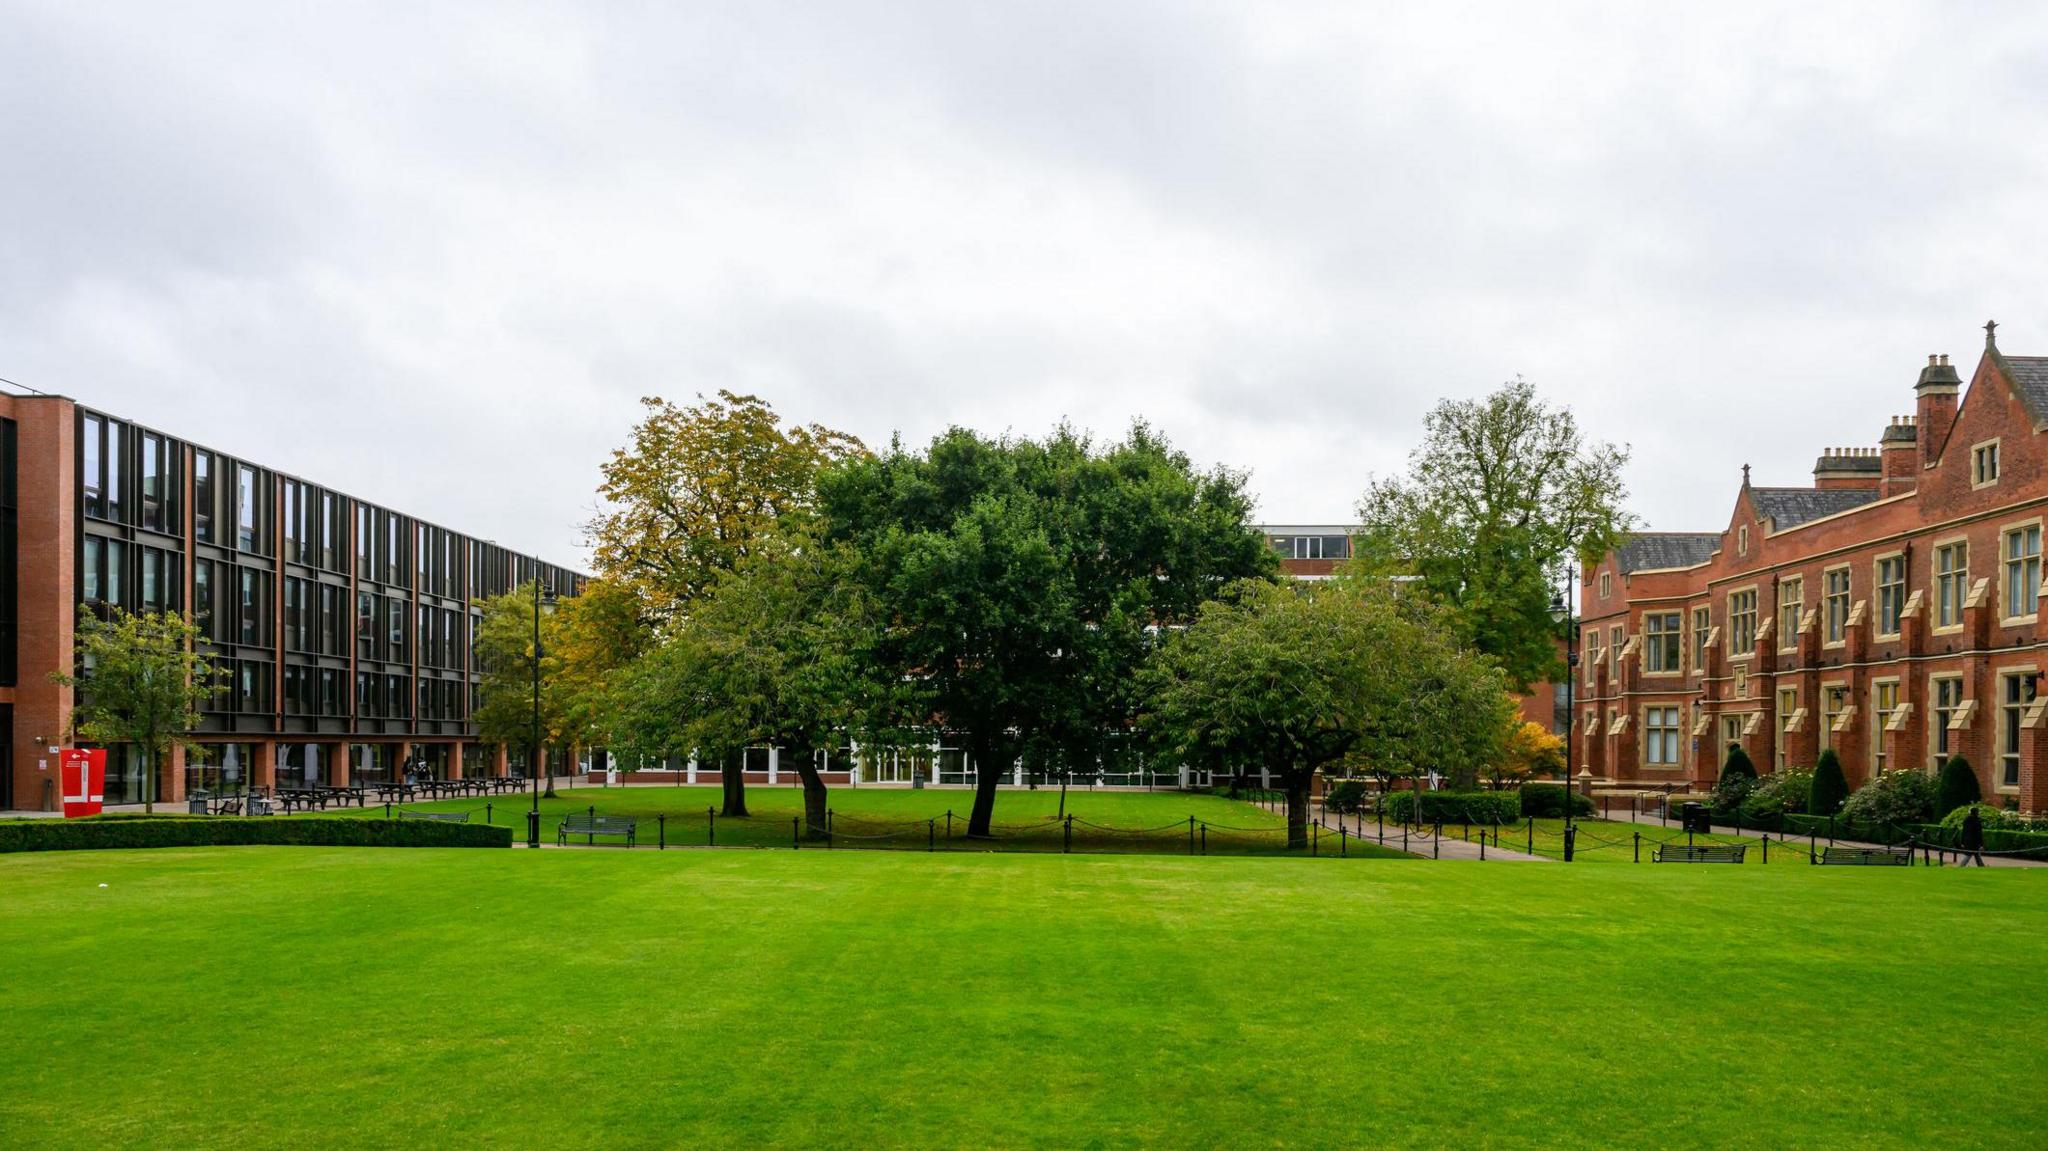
[
  {"xmin": 449, "ymin": 743, "xmax": 464, "ymax": 779},
  {"xmin": 493, "ymin": 743, "xmax": 509, "ymax": 778},
  {"xmin": 2019, "ymin": 704, "xmax": 2048, "ymax": 816},
  {"xmin": 164, "ymin": 744, "xmax": 187, "ymax": 803},
  {"xmin": 330, "ymin": 743, "xmax": 351, "ymax": 789},
  {"xmin": 254, "ymin": 742, "xmax": 277, "ymax": 793}
]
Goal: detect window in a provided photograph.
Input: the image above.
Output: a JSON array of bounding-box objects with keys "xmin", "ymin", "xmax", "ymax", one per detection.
[
  {"xmin": 140, "ymin": 433, "xmax": 170, "ymax": 532},
  {"xmin": 320, "ymin": 493, "xmax": 338, "ymax": 570},
  {"xmin": 193, "ymin": 559, "xmax": 214, "ymax": 639},
  {"xmin": 2001, "ymin": 672, "xmax": 2036, "ymax": 789},
  {"xmin": 284, "ymin": 577, "xmax": 309, "ymax": 652},
  {"xmin": 105, "ymin": 421, "xmax": 124, "ymax": 524},
  {"xmin": 1935, "ymin": 542, "xmax": 1968, "ymax": 629},
  {"xmin": 1609, "ymin": 626, "xmax": 1623, "ymax": 677},
  {"xmin": 2006, "ymin": 525, "xmax": 2042, "ymax": 619},
  {"xmin": 1824, "ymin": 567, "xmax": 1851, "ymax": 644},
  {"xmin": 1599, "ymin": 571, "xmax": 1611, "ymax": 598},
  {"xmin": 1931, "ymin": 676, "xmax": 1964, "ymax": 770},
  {"xmin": 1583, "ymin": 628, "xmax": 1600, "ymax": 685},
  {"xmin": 237, "ymin": 568, "xmax": 267, "ymax": 646},
  {"xmin": 283, "ymin": 482, "xmax": 302, "ymax": 563},
  {"xmin": 1973, "ymin": 439, "xmax": 2001, "ymax": 487},
  {"xmin": 236, "ymin": 464, "xmax": 258, "ymax": 552},
  {"xmin": 356, "ymin": 506, "xmax": 372, "ymax": 579},
  {"xmin": 1645, "ymin": 706, "xmax": 1681, "ymax": 766},
  {"xmin": 1777, "ymin": 577, "xmax": 1803, "ymax": 650},
  {"xmin": 1737, "ymin": 525, "xmax": 1749, "ymax": 556},
  {"xmin": 1872, "ymin": 681, "xmax": 1899, "ymax": 773},
  {"xmin": 1776, "ymin": 687, "xmax": 1798, "ymax": 769},
  {"xmin": 194, "ymin": 452, "xmax": 214, "ymax": 543},
  {"xmin": 1727, "ymin": 589, "xmax": 1757, "ymax": 656},
  {"xmin": 357, "ymin": 593, "xmax": 375, "ymax": 658},
  {"xmin": 82, "ymin": 414, "xmax": 104, "ymax": 519},
  {"xmin": 319, "ymin": 584, "xmax": 346, "ymax": 656},
  {"xmin": 83, "ymin": 537, "xmax": 105, "ymax": 603},
  {"xmin": 1692, "ymin": 607, "xmax": 1710, "ymax": 672},
  {"xmin": 1821, "ymin": 685, "xmax": 1847, "ymax": 751},
  {"xmin": 1876, "ymin": 555, "xmax": 1905, "ymax": 636},
  {"xmin": 139, "ymin": 547, "xmax": 172, "ymax": 612},
  {"xmin": 1644, "ymin": 612, "xmax": 1681, "ymax": 673}
]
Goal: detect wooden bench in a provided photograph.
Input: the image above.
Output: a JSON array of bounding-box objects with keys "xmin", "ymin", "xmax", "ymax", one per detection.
[
  {"xmin": 1654, "ymin": 842, "xmax": 1746, "ymax": 864},
  {"xmin": 1820, "ymin": 845, "xmax": 1912, "ymax": 866},
  {"xmin": 398, "ymin": 810, "xmax": 470, "ymax": 824},
  {"xmin": 558, "ymin": 814, "xmax": 637, "ymax": 847}
]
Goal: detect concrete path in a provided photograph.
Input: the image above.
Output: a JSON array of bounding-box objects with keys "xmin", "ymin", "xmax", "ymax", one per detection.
[
  {"xmin": 1585, "ymin": 806, "xmax": 2048, "ymax": 868},
  {"xmin": 1312, "ymin": 806, "xmax": 1548, "ymax": 861}
]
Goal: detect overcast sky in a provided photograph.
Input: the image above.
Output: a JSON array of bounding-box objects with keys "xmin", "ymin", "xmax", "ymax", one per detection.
[{"xmin": 8, "ymin": 2, "xmax": 2048, "ymax": 565}]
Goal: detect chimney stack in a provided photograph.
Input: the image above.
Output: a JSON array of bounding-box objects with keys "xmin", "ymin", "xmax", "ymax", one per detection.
[
  {"xmin": 1880, "ymin": 415, "xmax": 1918, "ymax": 498},
  {"xmin": 1915, "ymin": 352, "xmax": 1961, "ymax": 470}
]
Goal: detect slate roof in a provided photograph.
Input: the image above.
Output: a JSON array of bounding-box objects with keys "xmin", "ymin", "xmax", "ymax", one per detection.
[
  {"xmin": 2003, "ymin": 356, "xmax": 2048, "ymax": 425},
  {"xmin": 1616, "ymin": 532, "xmax": 1721, "ymax": 572},
  {"xmin": 1749, "ymin": 487, "xmax": 1879, "ymax": 530}
]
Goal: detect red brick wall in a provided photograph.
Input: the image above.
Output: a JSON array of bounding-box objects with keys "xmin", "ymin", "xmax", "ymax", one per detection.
[{"xmin": 0, "ymin": 396, "xmax": 76, "ymax": 810}]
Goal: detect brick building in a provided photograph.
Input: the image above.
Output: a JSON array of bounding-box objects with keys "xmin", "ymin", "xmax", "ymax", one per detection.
[
  {"xmin": 0, "ymin": 386, "xmax": 585, "ymax": 811},
  {"xmin": 1579, "ymin": 323, "xmax": 2048, "ymax": 813}
]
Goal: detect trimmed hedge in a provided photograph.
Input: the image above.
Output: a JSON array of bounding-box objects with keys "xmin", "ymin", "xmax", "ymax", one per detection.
[
  {"xmin": 1324, "ymin": 780, "xmax": 1370, "ymax": 814},
  {"xmin": 1383, "ymin": 790, "xmax": 1522, "ymax": 825},
  {"xmin": 0, "ymin": 816, "xmax": 512, "ymax": 854},
  {"xmin": 1519, "ymin": 783, "xmax": 1594, "ymax": 819}
]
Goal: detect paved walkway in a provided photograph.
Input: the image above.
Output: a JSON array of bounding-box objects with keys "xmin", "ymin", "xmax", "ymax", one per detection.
[
  {"xmin": 1312, "ymin": 806, "xmax": 1548, "ymax": 861},
  {"xmin": 1587, "ymin": 806, "xmax": 2047, "ymax": 868}
]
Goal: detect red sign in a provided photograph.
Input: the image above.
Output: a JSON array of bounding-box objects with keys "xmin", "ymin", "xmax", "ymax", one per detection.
[{"xmin": 60, "ymin": 749, "xmax": 106, "ymax": 818}]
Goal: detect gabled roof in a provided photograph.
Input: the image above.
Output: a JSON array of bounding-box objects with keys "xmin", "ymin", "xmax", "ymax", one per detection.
[
  {"xmin": 1616, "ymin": 532, "xmax": 1720, "ymax": 572},
  {"xmin": 1749, "ymin": 487, "xmax": 1879, "ymax": 531},
  {"xmin": 2002, "ymin": 356, "xmax": 2048, "ymax": 425}
]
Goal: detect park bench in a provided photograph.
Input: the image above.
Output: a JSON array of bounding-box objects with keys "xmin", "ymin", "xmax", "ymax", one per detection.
[
  {"xmin": 558, "ymin": 814, "xmax": 637, "ymax": 847},
  {"xmin": 1653, "ymin": 842, "xmax": 1746, "ymax": 864},
  {"xmin": 397, "ymin": 810, "xmax": 469, "ymax": 823},
  {"xmin": 1819, "ymin": 844, "xmax": 1912, "ymax": 866}
]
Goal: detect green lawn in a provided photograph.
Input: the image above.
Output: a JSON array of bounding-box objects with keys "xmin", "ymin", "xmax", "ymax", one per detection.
[
  {"xmin": 1, "ymin": 849, "xmax": 2041, "ymax": 1148},
  {"xmin": 318, "ymin": 784, "xmax": 1403, "ymax": 857}
]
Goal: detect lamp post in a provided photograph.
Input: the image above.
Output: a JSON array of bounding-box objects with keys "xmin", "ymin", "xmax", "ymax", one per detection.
[
  {"xmin": 1549, "ymin": 572, "xmax": 1579, "ymax": 863},
  {"xmin": 527, "ymin": 574, "xmax": 558, "ymax": 847}
]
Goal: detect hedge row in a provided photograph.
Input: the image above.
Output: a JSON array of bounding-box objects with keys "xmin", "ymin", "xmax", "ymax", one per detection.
[
  {"xmin": 1778, "ymin": 814, "xmax": 2048, "ymax": 854},
  {"xmin": 0, "ymin": 816, "xmax": 512, "ymax": 853},
  {"xmin": 1382, "ymin": 791, "xmax": 1523, "ymax": 825}
]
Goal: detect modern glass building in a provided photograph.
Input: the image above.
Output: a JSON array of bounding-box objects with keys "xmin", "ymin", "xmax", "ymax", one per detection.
[{"xmin": 0, "ymin": 386, "xmax": 584, "ymax": 810}]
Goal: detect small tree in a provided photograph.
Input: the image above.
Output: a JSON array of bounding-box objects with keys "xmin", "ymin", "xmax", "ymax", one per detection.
[
  {"xmin": 1490, "ymin": 721, "xmax": 1564, "ymax": 788},
  {"xmin": 1809, "ymin": 748, "xmax": 1849, "ymax": 817},
  {"xmin": 51, "ymin": 609, "xmax": 227, "ymax": 814},
  {"xmin": 1936, "ymin": 755, "xmax": 1982, "ymax": 818}
]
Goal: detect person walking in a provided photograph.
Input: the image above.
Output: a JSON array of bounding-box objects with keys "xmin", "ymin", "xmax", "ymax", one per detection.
[{"xmin": 1960, "ymin": 805, "xmax": 1987, "ymax": 868}]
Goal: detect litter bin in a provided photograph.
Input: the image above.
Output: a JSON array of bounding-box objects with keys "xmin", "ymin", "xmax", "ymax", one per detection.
[{"xmin": 1681, "ymin": 802, "xmax": 1712, "ymax": 834}]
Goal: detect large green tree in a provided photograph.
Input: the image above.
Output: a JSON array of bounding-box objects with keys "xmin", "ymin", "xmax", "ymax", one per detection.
[
  {"xmin": 52, "ymin": 608, "xmax": 227, "ymax": 813},
  {"xmin": 1356, "ymin": 378, "xmax": 1633, "ymax": 690},
  {"xmin": 588, "ymin": 390, "xmax": 864, "ymax": 625},
  {"xmin": 817, "ymin": 422, "xmax": 1275, "ymax": 837},
  {"xmin": 1143, "ymin": 580, "xmax": 1516, "ymax": 846},
  {"xmin": 609, "ymin": 530, "xmax": 891, "ymax": 824},
  {"xmin": 471, "ymin": 583, "xmax": 569, "ymax": 783}
]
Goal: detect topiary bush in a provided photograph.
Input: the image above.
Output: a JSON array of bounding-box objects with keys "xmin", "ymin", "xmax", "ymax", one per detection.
[
  {"xmin": 1935, "ymin": 755, "xmax": 1982, "ymax": 818},
  {"xmin": 1737, "ymin": 767, "xmax": 1812, "ymax": 827},
  {"xmin": 1518, "ymin": 783, "xmax": 1593, "ymax": 819},
  {"xmin": 1839, "ymin": 769, "xmax": 1938, "ymax": 827},
  {"xmin": 1809, "ymin": 749, "xmax": 1849, "ymax": 816},
  {"xmin": 1324, "ymin": 779, "xmax": 1370, "ymax": 814},
  {"xmin": 1710, "ymin": 746, "xmax": 1759, "ymax": 817}
]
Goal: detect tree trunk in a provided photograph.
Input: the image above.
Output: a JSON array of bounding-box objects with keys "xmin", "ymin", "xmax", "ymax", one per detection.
[
  {"xmin": 794, "ymin": 754, "xmax": 829, "ymax": 840},
  {"xmin": 721, "ymin": 752, "xmax": 749, "ymax": 817},
  {"xmin": 967, "ymin": 738, "xmax": 1002, "ymax": 838},
  {"xmin": 145, "ymin": 743, "xmax": 158, "ymax": 816},
  {"xmin": 1285, "ymin": 768, "xmax": 1310, "ymax": 850}
]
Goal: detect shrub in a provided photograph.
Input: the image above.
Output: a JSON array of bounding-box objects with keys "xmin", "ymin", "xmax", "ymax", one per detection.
[
  {"xmin": 1518, "ymin": 783, "xmax": 1593, "ymax": 819},
  {"xmin": 1939, "ymin": 802, "xmax": 2020, "ymax": 832},
  {"xmin": 1839, "ymin": 770, "xmax": 1938, "ymax": 827},
  {"xmin": 1382, "ymin": 790, "xmax": 1521, "ymax": 826},
  {"xmin": 1728, "ymin": 768, "xmax": 1810, "ymax": 830},
  {"xmin": 1809, "ymin": 749, "xmax": 1849, "ymax": 816},
  {"xmin": 0, "ymin": 816, "xmax": 512, "ymax": 854},
  {"xmin": 1935, "ymin": 756, "xmax": 1982, "ymax": 818},
  {"xmin": 1719, "ymin": 745, "xmax": 1757, "ymax": 784},
  {"xmin": 1324, "ymin": 779, "xmax": 1370, "ymax": 814}
]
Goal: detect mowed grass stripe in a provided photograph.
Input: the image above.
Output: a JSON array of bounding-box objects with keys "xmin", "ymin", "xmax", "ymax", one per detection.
[{"xmin": 0, "ymin": 850, "xmax": 2040, "ymax": 1149}]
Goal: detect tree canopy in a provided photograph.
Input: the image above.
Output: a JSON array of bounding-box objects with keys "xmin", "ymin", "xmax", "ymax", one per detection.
[
  {"xmin": 1143, "ymin": 580, "xmax": 1516, "ymax": 846},
  {"xmin": 1356, "ymin": 378, "xmax": 1633, "ymax": 690},
  {"xmin": 588, "ymin": 390, "xmax": 865, "ymax": 625},
  {"xmin": 816, "ymin": 421, "xmax": 1276, "ymax": 836},
  {"xmin": 52, "ymin": 608, "xmax": 227, "ymax": 813}
]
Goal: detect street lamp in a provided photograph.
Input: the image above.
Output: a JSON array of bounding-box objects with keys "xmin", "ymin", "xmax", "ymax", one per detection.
[
  {"xmin": 1548, "ymin": 573, "xmax": 1579, "ymax": 863},
  {"xmin": 527, "ymin": 575, "xmax": 558, "ymax": 847}
]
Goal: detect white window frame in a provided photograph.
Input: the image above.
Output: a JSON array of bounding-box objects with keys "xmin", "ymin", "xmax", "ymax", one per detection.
[
  {"xmin": 1973, "ymin": 438, "xmax": 2002, "ymax": 489},
  {"xmin": 1929, "ymin": 674, "xmax": 1964, "ymax": 772},
  {"xmin": 1643, "ymin": 611, "xmax": 1682, "ymax": 676},
  {"xmin": 1933, "ymin": 537, "xmax": 1968, "ymax": 633},
  {"xmin": 1871, "ymin": 678, "xmax": 1900, "ymax": 775},
  {"xmin": 1726, "ymin": 585, "xmax": 1758, "ymax": 660},
  {"xmin": 1777, "ymin": 576, "xmax": 1803, "ymax": 652},
  {"xmin": 1823, "ymin": 564, "xmax": 1851, "ymax": 648},
  {"xmin": 2004, "ymin": 520, "xmax": 2043, "ymax": 624}
]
